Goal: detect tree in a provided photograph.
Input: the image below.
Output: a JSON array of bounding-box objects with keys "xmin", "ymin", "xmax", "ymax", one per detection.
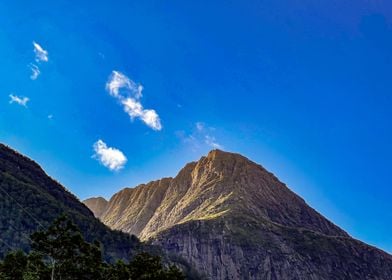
[
  {"xmin": 0, "ymin": 250, "xmax": 27, "ymax": 280},
  {"xmin": 23, "ymin": 252, "xmax": 50, "ymax": 280},
  {"xmin": 0, "ymin": 216, "xmax": 186, "ymax": 280},
  {"xmin": 103, "ymin": 259, "xmax": 130, "ymax": 280},
  {"xmin": 129, "ymin": 252, "xmax": 185, "ymax": 280},
  {"xmin": 30, "ymin": 215, "xmax": 105, "ymax": 279}
]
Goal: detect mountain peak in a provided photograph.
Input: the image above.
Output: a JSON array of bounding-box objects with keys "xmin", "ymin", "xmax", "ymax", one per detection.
[
  {"xmin": 83, "ymin": 197, "xmax": 108, "ymax": 219},
  {"xmin": 206, "ymin": 149, "xmax": 244, "ymax": 160},
  {"xmin": 88, "ymin": 149, "xmax": 348, "ymax": 241},
  {"xmin": 82, "ymin": 149, "xmax": 392, "ymax": 279}
]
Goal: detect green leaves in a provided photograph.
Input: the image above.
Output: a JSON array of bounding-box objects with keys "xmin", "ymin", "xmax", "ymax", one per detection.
[
  {"xmin": 0, "ymin": 250, "xmax": 27, "ymax": 280},
  {"xmin": 0, "ymin": 216, "xmax": 185, "ymax": 280}
]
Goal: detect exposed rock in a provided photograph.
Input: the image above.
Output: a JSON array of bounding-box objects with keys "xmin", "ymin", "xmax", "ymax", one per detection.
[
  {"xmin": 86, "ymin": 149, "xmax": 392, "ymax": 279},
  {"xmin": 83, "ymin": 197, "xmax": 108, "ymax": 218}
]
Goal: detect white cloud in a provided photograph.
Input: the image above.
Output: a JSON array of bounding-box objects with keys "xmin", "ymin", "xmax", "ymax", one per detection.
[
  {"xmin": 48, "ymin": 114, "xmax": 53, "ymax": 120},
  {"xmin": 122, "ymin": 98, "xmax": 162, "ymax": 131},
  {"xmin": 93, "ymin": 140, "xmax": 127, "ymax": 171},
  {"xmin": 196, "ymin": 122, "xmax": 205, "ymax": 132},
  {"xmin": 106, "ymin": 71, "xmax": 143, "ymax": 99},
  {"xmin": 9, "ymin": 94, "xmax": 29, "ymax": 107},
  {"xmin": 205, "ymin": 135, "xmax": 223, "ymax": 149},
  {"xmin": 106, "ymin": 71, "xmax": 162, "ymax": 130},
  {"xmin": 33, "ymin": 41, "xmax": 48, "ymax": 63},
  {"xmin": 178, "ymin": 122, "xmax": 223, "ymax": 151},
  {"xmin": 29, "ymin": 63, "xmax": 40, "ymax": 80}
]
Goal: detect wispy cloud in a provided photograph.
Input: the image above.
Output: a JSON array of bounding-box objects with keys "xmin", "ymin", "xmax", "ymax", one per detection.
[
  {"xmin": 106, "ymin": 71, "xmax": 143, "ymax": 99},
  {"xmin": 178, "ymin": 122, "xmax": 223, "ymax": 151},
  {"xmin": 204, "ymin": 135, "xmax": 223, "ymax": 149},
  {"xmin": 30, "ymin": 41, "xmax": 48, "ymax": 80},
  {"xmin": 196, "ymin": 122, "xmax": 205, "ymax": 132},
  {"xmin": 9, "ymin": 94, "xmax": 29, "ymax": 107},
  {"xmin": 121, "ymin": 98, "xmax": 162, "ymax": 130},
  {"xmin": 106, "ymin": 71, "xmax": 162, "ymax": 131},
  {"xmin": 33, "ymin": 41, "xmax": 48, "ymax": 63},
  {"xmin": 195, "ymin": 122, "xmax": 223, "ymax": 149},
  {"xmin": 93, "ymin": 140, "xmax": 127, "ymax": 171},
  {"xmin": 29, "ymin": 63, "xmax": 40, "ymax": 80}
]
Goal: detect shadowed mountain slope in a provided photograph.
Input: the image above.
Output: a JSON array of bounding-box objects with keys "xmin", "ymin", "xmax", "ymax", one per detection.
[{"xmin": 0, "ymin": 143, "xmax": 140, "ymax": 261}]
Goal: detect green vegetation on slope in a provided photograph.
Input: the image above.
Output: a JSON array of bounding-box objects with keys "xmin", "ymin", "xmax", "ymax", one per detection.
[
  {"xmin": 0, "ymin": 216, "xmax": 185, "ymax": 280},
  {"xmin": 0, "ymin": 144, "xmax": 139, "ymax": 261}
]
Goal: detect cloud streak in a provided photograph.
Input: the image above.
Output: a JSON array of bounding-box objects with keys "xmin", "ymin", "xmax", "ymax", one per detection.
[
  {"xmin": 106, "ymin": 71, "xmax": 143, "ymax": 99},
  {"xmin": 29, "ymin": 63, "xmax": 40, "ymax": 80},
  {"xmin": 9, "ymin": 94, "xmax": 29, "ymax": 107},
  {"xmin": 30, "ymin": 41, "xmax": 48, "ymax": 80},
  {"xmin": 179, "ymin": 122, "xmax": 223, "ymax": 151},
  {"xmin": 93, "ymin": 140, "xmax": 127, "ymax": 171},
  {"xmin": 204, "ymin": 135, "xmax": 223, "ymax": 149},
  {"xmin": 33, "ymin": 41, "xmax": 48, "ymax": 63},
  {"xmin": 106, "ymin": 71, "xmax": 162, "ymax": 131}
]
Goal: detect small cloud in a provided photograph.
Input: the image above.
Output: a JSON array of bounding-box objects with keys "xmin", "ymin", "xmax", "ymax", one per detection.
[
  {"xmin": 29, "ymin": 63, "xmax": 40, "ymax": 80},
  {"xmin": 48, "ymin": 114, "xmax": 53, "ymax": 120},
  {"xmin": 205, "ymin": 135, "xmax": 223, "ymax": 149},
  {"xmin": 106, "ymin": 71, "xmax": 162, "ymax": 131},
  {"xmin": 33, "ymin": 41, "xmax": 48, "ymax": 63},
  {"xmin": 9, "ymin": 94, "xmax": 29, "ymax": 107},
  {"xmin": 196, "ymin": 122, "xmax": 205, "ymax": 132},
  {"xmin": 121, "ymin": 98, "xmax": 162, "ymax": 131},
  {"xmin": 106, "ymin": 71, "xmax": 143, "ymax": 99},
  {"xmin": 93, "ymin": 139, "xmax": 127, "ymax": 171},
  {"xmin": 178, "ymin": 122, "xmax": 223, "ymax": 151}
]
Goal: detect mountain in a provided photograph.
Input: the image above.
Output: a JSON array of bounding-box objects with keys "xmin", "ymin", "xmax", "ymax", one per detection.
[
  {"xmin": 85, "ymin": 149, "xmax": 392, "ymax": 280},
  {"xmin": 0, "ymin": 143, "xmax": 141, "ymax": 261},
  {"xmin": 83, "ymin": 197, "xmax": 108, "ymax": 219}
]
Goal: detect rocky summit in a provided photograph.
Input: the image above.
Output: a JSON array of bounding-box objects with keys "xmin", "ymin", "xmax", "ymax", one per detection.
[{"xmin": 85, "ymin": 150, "xmax": 392, "ymax": 279}]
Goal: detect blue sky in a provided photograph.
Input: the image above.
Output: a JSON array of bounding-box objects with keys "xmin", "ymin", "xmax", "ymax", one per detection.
[{"xmin": 1, "ymin": 1, "xmax": 392, "ymax": 252}]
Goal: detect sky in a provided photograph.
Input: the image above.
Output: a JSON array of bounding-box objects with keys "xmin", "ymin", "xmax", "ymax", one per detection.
[{"xmin": 0, "ymin": 0, "xmax": 391, "ymax": 252}]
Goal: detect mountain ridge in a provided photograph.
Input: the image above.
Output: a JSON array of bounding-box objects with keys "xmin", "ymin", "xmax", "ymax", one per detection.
[
  {"xmin": 84, "ymin": 149, "xmax": 392, "ymax": 279},
  {"xmin": 88, "ymin": 149, "xmax": 348, "ymax": 240}
]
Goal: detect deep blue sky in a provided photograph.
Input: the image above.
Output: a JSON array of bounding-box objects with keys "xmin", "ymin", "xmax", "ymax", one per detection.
[{"xmin": 1, "ymin": 1, "xmax": 391, "ymax": 252}]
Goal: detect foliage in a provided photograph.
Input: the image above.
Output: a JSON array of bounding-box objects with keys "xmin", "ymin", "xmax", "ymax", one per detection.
[
  {"xmin": 0, "ymin": 143, "xmax": 140, "ymax": 260},
  {"xmin": 0, "ymin": 216, "xmax": 185, "ymax": 280}
]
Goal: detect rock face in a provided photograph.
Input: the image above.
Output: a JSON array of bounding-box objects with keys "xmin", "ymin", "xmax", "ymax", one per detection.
[
  {"xmin": 83, "ymin": 197, "xmax": 108, "ymax": 219},
  {"xmin": 85, "ymin": 149, "xmax": 392, "ymax": 279}
]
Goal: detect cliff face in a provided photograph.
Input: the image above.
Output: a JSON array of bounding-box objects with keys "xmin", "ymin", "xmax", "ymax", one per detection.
[
  {"xmin": 85, "ymin": 150, "xmax": 392, "ymax": 279},
  {"xmin": 155, "ymin": 219, "xmax": 392, "ymax": 280},
  {"xmin": 83, "ymin": 197, "xmax": 108, "ymax": 219}
]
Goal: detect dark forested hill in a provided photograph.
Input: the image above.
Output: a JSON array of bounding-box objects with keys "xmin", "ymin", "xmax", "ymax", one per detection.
[{"xmin": 0, "ymin": 143, "xmax": 140, "ymax": 261}]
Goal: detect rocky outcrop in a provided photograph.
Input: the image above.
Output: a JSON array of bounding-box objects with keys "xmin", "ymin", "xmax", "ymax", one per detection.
[
  {"xmin": 85, "ymin": 149, "xmax": 392, "ymax": 279},
  {"xmin": 83, "ymin": 197, "xmax": 108, "ymax": 218},
  {"xmin": 154, "ymin": 217, "xmax": 392, "ymax": 279}
]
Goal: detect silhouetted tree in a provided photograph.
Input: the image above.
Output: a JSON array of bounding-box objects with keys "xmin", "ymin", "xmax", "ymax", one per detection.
[
  {"xmin": 0, "ymin": 216, "xmax": 185, "ymax": 280},
  {"xmin": 30, "ymin": 215, "xmax": 105, "ymax": 279},
  {"xmin": 0, "ymin": 250, "xmax": 27, "ymax": 280},
  {"xmin": 129, "ymin": 252, "xmax": 185, "ymax": 280}
]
